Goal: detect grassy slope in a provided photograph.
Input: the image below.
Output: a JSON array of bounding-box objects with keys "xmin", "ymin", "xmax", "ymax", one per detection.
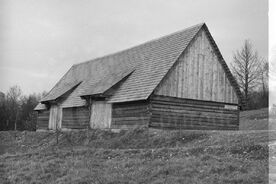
[
  {"xmin": 0, "ymin": 108, "xmax": 271, "ymax": 184},
  {"xmin": 239, "ymin": 108, "xmax": 268, "ymax": 130}
]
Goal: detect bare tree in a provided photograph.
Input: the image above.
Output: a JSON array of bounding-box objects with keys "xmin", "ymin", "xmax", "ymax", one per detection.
[
  {"xmin": 260, "ymin": 59, "xmax": 268, "ymax": 95},
  {"xmin": 231, "ymin": 40, "xmax": 263, "ymax": 107},
  {"xmin": 6, "ymin": 85, "xmax": 22, "ymax": 130}
]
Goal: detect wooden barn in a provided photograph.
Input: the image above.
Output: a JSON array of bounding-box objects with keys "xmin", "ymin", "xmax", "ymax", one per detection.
[{"xmin": 34, "ymin": 23, "xmax": 243, "ymax": 131}]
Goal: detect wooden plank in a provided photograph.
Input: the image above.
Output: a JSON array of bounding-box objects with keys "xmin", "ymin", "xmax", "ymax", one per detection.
[
  {"xmin": 151, "ymin": 112, "xmax": 238, "ymax": 122},
  {"xmin": 151, "ymin": 95, "xmax": 238, "ymax": 106},
  {"xmin": 62, "ymin": 107, "xmax": 89, "ymax": 129},
  {"xmin": 112, "ymin": 120, "xmax": 149, "ymax": 126},
  {"xmin": 113, "ymin": 112, "xmax": 150, "ymax": 118},
  {"xmin": 149, "ymin": 95, "xmax": 239, "ymax": 130},
  {"xmin": 150, "ymin": 116, "xmax": 237, "ymax": 126},
  {"xmin": 153, "ymin": 29, "xmax": 237, "ymax": 104},
  {"xmin": 151, "ymin": 103, "xmax": 238, "ymax": 114},
  {"xmin": 112, "ymin": 116, "xmax": 150, "ymax": 121},
  {"xmin": 150, "ymin": 122, "xmax": 238, "ymax": 130},
  {"xmin": 150, "ymin": 119, "xmax": 238, "ymax": 128},
  {"xmin": 151, "ymin": 101, "xmax": 238, "ymax": 112},
  {"xmin": 111, "ymin": 101, "xmax": 150, "ymax": 128},
  {"xmin": 37, "ymin": 110, "xmax": 49, "ymax": 130},
  {"xmin": 151, "ymin": 110, "xmax": 237, "ymax": 119},
  {"xmin": 111, "ymin": 124, "xmax": 148, "ymax": 129},
  {"xmin": 90, "ymin": 101, "xmax": 112, "ymax": 129}
]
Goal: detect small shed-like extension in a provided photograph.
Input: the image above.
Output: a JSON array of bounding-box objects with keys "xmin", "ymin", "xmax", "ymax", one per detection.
[{"xmin": 34, "ymin": 23, "xmax": 242, "ymax": 131}]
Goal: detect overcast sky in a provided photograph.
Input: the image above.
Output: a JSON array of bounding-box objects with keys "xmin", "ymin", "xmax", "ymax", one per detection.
[
  {"xmin": 269, "ymin": 0, "xmax": 276, "ymax": 107},
  {"xmin": 0, "ymin": 0, "xmax": 268, "ymax": 95}
]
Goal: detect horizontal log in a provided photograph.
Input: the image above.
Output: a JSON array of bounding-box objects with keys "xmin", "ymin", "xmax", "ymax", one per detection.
[
  {"xmin": 63, "ymin": 116, "xmax": 89, "ymax": 120},
  {"xmin": 62, "ymin": 125, "xmax": 88, "ymax": 129},
  {"xmin": 112, "ymin": 116, "xmax": 150, "ymax": 121},
  {"xmin": 37, "ymin": 123, "xmax": 48, "ymax": 126},
  {"xmin": 150, "ymin": 122, "xmax": 238, "ymax": 130},
  {"xmin": 62, "ymin": 123, "xmax": 88, "ymax": 126},
  {"xmin": 113, "ymin": 106, "xmax": 149, "ymax": 112},
  {"xmin": 151, "ymin": 95, "xmax": 238, "ymax": 107},
  {"xmin": 112, "ymin": 108, "xmax": 149, "ymax": 115},
  {"xmin": 37, "ymin": 125, "xmax": 48, "ymax": 128},
  {"xmin": 62, "ymin": 121, "xmax": 88, "ymax": 123},
  {"xmin": 111, "ymin": 124, "xmax": 148, "ymax": 129},
  {"xmin": 38, "ymin": 111, "xmax": 50, "ymax": 114},
  {"xmin": 151, "ymin": 101, "xmax": 238, "ymax": 112},
  {"xmin": 37, "ymin": 118, "xmax": 49, "ymax": 121},
  {"xmin": 113, "ymin": 100, "xmax": 149, "ymax": 107},
  {"xmin": 63, "ymin": 114, "xmax": 89, "ymax": 117},
  {"xmin": 62, "ymin": 120, "xmax": 88, "ymax": 123},
  {"xmin": 37, "ymin": 121, "xmax": 48, "ymax": 123},
  {"xmin": 112, "ymin": 120, "xmax": 149, "ymax": 126},
  {"xmin": 151, "ymin": 103, "xmax": 238, "ymax": 114},
  {"xmin": 37, "ymin": 122, "xmax": 48, "ymax": 124},
  {"xmin": 112, "ymin": 112, "xmax": 150, "ymax": 118},
  {"xmin": 150, "ymin": 122, "xmax": 238, "ymax": 129},
  {"xmin": 151, "ymin": 115, "xmax": 237, "ymax": 123},
  {"xmin": 150, "ymin": 124, "xmax": 237, "ymax": 131},
  {"xmin": 63, "ymin": 107, "xmax": 88, "ymax": 111},
  {"xmin": 63, "ymin": 113, "xmax": 88, "ymax": 116},
  {"xmin": 150, "ymin": 117, "xmax": 238, "ymax": 126},
  {"xmin": 151, "ymin": 110, "xmax": 237, "ymax": 120},
  {"xmin": 151, "ymin": 116, "xmax": 237, "ymax": 124}
]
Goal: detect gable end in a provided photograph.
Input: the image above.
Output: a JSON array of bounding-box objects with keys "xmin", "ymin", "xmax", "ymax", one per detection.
[{"xmin": 153, "ymin": 24, "xmax": 242, "ymax": 105}]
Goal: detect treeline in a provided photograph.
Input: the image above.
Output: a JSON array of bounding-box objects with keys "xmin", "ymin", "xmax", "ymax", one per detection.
[{"xmin": 0, "ymin": 85, "xmax": 47, "ymax": 131}]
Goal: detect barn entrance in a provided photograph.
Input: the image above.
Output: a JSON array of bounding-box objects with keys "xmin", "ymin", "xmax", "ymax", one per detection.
[
  {"xmin": 90, "ymin": 101, "xmax": 112, "ymax": 129},
  {"xmin": 48, "ymin": 104, "xmax": 62, "ymax": 130}
]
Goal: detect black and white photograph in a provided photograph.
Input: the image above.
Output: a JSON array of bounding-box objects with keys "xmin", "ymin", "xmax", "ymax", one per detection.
[{"xmin": 0, "ymin": 0, "xmax": 273, "ymax": 183}]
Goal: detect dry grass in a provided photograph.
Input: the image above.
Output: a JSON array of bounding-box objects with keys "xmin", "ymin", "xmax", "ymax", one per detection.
[
  {"xmin": 0, "ymin": 108, "xmax": 271, "ymax": 184},
  {"xmin": 239, "ymin": 108, "xmax": 268, "ymax": 130},
  {"xmin": 0, "ymin": 128, "xmax": 269, "ymax": 184}
]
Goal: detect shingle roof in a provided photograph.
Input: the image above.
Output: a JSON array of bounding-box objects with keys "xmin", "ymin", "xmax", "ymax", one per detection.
[
  {"xmin": 34, "ymin": 23, "xmax": 242, "ymax": 110},
  {"xmin": 41, "ymin": 81, "xmax": 81, "ymax": 102},
  {"xmin": 80, "ymin": 68, "xmax": 135, "ymax": 97},
  {"xmin": 34, "ymin": 103, "xmax": 47, "ymax": 110}
]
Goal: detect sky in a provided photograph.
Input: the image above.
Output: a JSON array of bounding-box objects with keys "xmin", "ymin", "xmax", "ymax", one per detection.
[
  {"xmin": 269, "ymin": 0, "xmax": 276, "ymax": 107},
  {"xmin": 0, "ymin": 0, "xmax": 268, "ymax": 95}
]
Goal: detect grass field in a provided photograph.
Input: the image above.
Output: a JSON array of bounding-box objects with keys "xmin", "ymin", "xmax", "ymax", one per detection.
[{"xmin": 0, "ymin": 108, "xmax": 272, "ymax": 184}]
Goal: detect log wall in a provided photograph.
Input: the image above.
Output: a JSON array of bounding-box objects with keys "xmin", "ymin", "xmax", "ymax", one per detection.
[
  {"xmin": 62, "ymin": 107, "xmax": 89, "ymax": 129},
  {"xmin": 37, "ymin": 110, "xmax": 50, "ymax": 130},
  {"xmin": 155, "ymin": 29, "xmax": 238, "ymax": 104},
  {"xmin": 111, "ymin": 101, "xmax": 150, "ymax": 129},
  {"xmin": 149, "ymin": 95, "xmax": 239, "ymax": 130}
]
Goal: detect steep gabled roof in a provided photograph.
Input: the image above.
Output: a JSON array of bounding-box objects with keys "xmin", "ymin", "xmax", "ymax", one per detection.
[{"xmin": 35, "ymin": 23, "xmax": 242, "ymax": 110}]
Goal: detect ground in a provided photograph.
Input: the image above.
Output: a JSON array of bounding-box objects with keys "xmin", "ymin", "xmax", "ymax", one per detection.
[{"xmin": 0, "ymin": 108, "xmax": 273, "ymax": 184}]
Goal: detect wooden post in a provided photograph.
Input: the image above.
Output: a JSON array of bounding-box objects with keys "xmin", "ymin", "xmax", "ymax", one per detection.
[{"xmin": 14, "ymin": 109, "xmax": 18, "ymax": 131}]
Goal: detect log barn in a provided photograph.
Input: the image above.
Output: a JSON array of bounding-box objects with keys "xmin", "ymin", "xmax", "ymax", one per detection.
[{"xmin": 34, "ymin": 23, "xmax": 243, "ymax": 130}]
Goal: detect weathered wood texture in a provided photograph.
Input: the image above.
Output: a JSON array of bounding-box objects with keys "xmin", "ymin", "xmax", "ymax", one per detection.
[
  {"xmin": 155, "ymin": 29, "xmax": 238, "ymax": 104},
  {"xmin": 48, "ymin": 105, "xmax": 62, "ymax": 130},
  {"xmin": 62, "ymin": 107, "xmax": 89, "ymax": 129},
  {"xmin": 149, "ymin": 95, "xmax": 239, "ymax": 130},
  {"xmin": 37, "ymin": 110, "xmax": 50, "ymax": 130},
  {"xmin": 90, "ymin": 101, "xmax": 112, "ymax": 129},
  {"xmin": 111, "ymin": 101, "xmax": 150, "ymax": 129}
]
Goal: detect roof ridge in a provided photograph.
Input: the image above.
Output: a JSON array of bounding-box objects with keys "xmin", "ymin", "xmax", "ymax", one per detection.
[{"xmin": 73, "ymin": 22, "xmax": 205, "ymax": 67}]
